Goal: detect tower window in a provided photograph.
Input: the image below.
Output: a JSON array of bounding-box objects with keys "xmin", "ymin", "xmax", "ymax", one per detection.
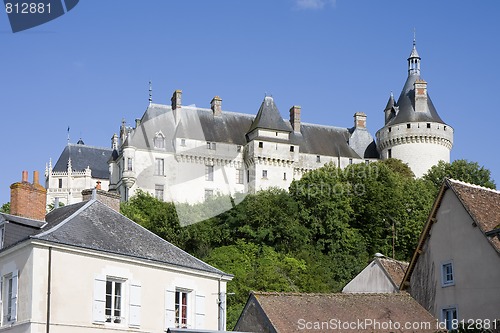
[
  {"xmin": 283, "ymin": 172, "xmax": 287, "ymax": 180},
  {"xmin": 262, "ymin": 170, "xmax": 268, "ymax": 178},
  {"xmin": 444, "ymin": 126, "xmax": 447, "ymax": 131},
  {"xmin": 407, "ymin": 124, "xmax": 411, "ymax": 129},
  {"xmin": 316, "ymin": 155, "xmax": 321, "ymax": 163},
  {"xmin": 154, "ymin": 133, "xmax": 165, "ymax": 149},
  {"xmin": 388, "ymin": 149, "xmax": 392, "ymax": 159},
  {"xmin": 388, "ymin": 127, "xmax": 392, "ymax": 133},
  {"xmin": 427, "ymin": 123, "xmax": 431, "ymax": 129},
  {"xmin": 348, "ymin": 158, "xmax": 353, "ymax": 165},
  {"xmin": 258, "ymin": 142, "xmax": 263, "ymax": 148},
  {"xmin": 290, "ymin": 146, "xmax": 294, "ymax": 152},
  {"xmin": 58, "ymin": 179, "xmax": 63, "ymax": 188}
]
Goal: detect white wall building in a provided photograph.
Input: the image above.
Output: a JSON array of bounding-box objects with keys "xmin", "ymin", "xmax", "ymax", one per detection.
[{"xmin": 0, "ymin": 174, "xmax": 232, "ymax": 332}]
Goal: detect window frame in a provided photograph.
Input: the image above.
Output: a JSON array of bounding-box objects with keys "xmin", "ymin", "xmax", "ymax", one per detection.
[
  {"xmin": 205, "ymin": 165, "xmax": 214, "ymax": 181},
  {"xmin": 155, "ymin": 184, "xmax": 164, "ymax": 201},
  {"xmin": 154, "ymin": 133, "xmax": 165, "ymax": 149},
  {"xmin": 105, "ymin": 278, "xmax": 124, "ymax": 324},
  {"xmin": 2, "ymin": 271, "xmax": 18, "ymax": 325},
  {"xmin": 441, "ymin": 306, "xmax": 458, "ymax": 331},
  {"xmin": 155, "ymin": 158, "xmax": 165, "ymax": 176},
  {"xmin": 175, "ymin": 290, "xmax": 190, "ymax": 328},
  {"xmin": 127, "ymin": 158, "xmax": 133, "ymax": 171},
  {"xmin": 441, "ymin": 261, "xmax": 455, "ymax": 287},
  {"xmin": 262, "ymin": 170, "xmax": 268, "ymax": 178},
  {"xmin": 236, "ymin": 169, "xmax": 244, "ymax": 184}
]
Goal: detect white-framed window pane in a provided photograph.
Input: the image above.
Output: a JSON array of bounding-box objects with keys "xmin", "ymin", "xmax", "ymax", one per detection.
[
  {"xmin": 442, "ymin": 307, "xmax": 457, "ymax": 330},
  {"xmin": 105, "ymin": 280, "xmax": 123, "ymax": 324},
  {"xmin": 205, "ymin": 165, "xmax": 214, "ymax": 181},
  {"xmin": 236, "ymin": 169, "xmax": 244, "ymax": 184},
  {"xmin": 175, "ymin": 290, "xmax": 189, "ymax": 328},
  {"xmin": 127, "ymin": 158, "xmax": 133, "ymax": 171},
  {"xmin": 6, "ymin": 276, "xmax": 13, "ymax": 322},
  {"xmin": 155, "ymin": 158, "xmax": 164, "ymax": 176},
  {"xmin": 442, "ymin": 262, "xmax": 454, "ymax": 286}
]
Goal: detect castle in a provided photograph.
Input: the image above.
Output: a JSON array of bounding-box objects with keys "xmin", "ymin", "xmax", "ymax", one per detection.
[{"xmin": 46, "ymin": 41, "xmax": 453, "ymax": 206}]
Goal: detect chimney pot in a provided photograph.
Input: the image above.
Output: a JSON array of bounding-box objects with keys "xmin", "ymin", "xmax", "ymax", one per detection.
[
  {"xmin": 354, "ymin": 112, "xmax": 367, "ymax": 129},
  {"xmin": 33, "ymin": 171, "xmax": 39, "ymax": 185},
  {"xmin": 10, "ymin": 170, "xmax": 47, "ymax": 220},
  {"xmin": 171, "ymin": 89, "xmax": 182, "ymax": 110},
  {"xmin": 22, "ymin": 170, "xmax": 28, "ymax": 182}
]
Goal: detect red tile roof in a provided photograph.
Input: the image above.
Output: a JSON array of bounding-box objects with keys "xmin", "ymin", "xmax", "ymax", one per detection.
[{"xmin": 377, "ymin": 257, "xmax": 409, "ymax": 288}]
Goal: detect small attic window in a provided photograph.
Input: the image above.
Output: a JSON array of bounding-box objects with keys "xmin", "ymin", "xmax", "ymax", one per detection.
[
  {"xmin": 427, "ymin": 123, "xmax": 431, "ymax": 129},
  {"xmin": 154, "ymin": 133, "xmax": 165, "ymax": 149},
  {"xmin": 407, "ymin": 124, "xmax": 411, "ymax": 129}
]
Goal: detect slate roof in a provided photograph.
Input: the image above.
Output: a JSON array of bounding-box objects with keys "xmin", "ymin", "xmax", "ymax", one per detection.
[
  {"xmin": 386, "ymin": 74, "xmax": 445, "ymax": 126},
  {"xmin": 247, "ymin": 96, "xmax": 292, "ymax": 133},
  {"xmin": 127, "ymin": 98, "xmax": 372, "ymax": 159},
  {"xmin": 53, "ymin": 143, "xmax": 112, "ymax": 179},
  {"xmin": 0, "ymin": 212, "xmax": 46, "ymax": 249},
  {"xmin": 401, "ymin": 179, "xmax": 500, "ymax": 288},
  {"xmin": 235, "ymin": 292, "xmax": 436, "ymax": 333},
  {"xmin": 32, "ymin": 200, "xmax": 229, "ymax": 276}
]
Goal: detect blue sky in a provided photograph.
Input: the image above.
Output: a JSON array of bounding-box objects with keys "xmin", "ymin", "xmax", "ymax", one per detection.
[{"xmin": 1, "ymin": 0, "xmax": 499, "ymax": 205}]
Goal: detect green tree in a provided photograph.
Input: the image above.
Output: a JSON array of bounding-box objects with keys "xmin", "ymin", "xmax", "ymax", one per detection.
[
  {"xmin": 0, "ymin": 202, "xmax": 10, "ymax": 214},
  {"xmin": 423, "ymin": 159, "xmax": 496, "ymax": 192},
  {"xmin": 120, "ymin": 190, "xmax": 184, "ymax": 247}
]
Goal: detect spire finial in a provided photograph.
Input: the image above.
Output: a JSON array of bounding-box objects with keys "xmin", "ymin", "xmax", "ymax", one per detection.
[
  {"xmin": 413, "ymin": 28, "xmax": 416, "ymax": 47},
  {"xmin": 149, "ymin": 81, "xmax": 153, "ymax": 106}
]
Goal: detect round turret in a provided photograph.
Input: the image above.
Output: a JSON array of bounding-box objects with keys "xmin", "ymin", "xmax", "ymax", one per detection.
[{"xmin": 376, "ymin": 41, "xmax": 453, "ymax": 177}]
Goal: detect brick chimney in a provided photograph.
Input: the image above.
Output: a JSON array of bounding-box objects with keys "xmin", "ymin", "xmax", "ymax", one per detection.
[
  {"xmin": 414, "ymin": 79, "xmax": 428, "ymax": 112},
  {"xmin": 171, "ymin": 89, "xmax": 182, "ymax": 110},
  {"xmin": 289, "ymin": 105, "xmax": 301, "ymax": 132},
  {"xmin": 81, "ymin": 187, "xmax": 121, "ymax": 212},
  {"xmin": 211, "ymin": 96, "xmax": 222, "ymax": 116},
  {"xmin": 354, "ymin": 112, "xmax": 367, "ymax": 129},
  {"xmin": 10, "ymin": 170, "xmax": 47, "ymax": 221}
]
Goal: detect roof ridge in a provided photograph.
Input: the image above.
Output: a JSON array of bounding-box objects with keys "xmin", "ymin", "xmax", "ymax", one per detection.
[
  {"xmin": 301, "ymin": 122, "xmax": 348, "ymax": 131},
  {"xmin": 34, "ymin": 200, "xmax": 95, "ymax": 237},
  {"xmin": 447, "ymin": 178, "xmax": 500, "ymax": 195},
  {"xmin": 67, "ymin": 143, "xmax": 112, "ymax": 151}
]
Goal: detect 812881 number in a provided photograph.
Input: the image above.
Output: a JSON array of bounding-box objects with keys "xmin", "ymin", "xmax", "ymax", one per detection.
[{"xmin": 5, "ymin": 2, "xmax": 51, "ymax": 14}]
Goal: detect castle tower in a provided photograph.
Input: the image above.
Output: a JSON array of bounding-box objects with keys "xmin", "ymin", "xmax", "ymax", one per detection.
[{"xmin": 376, "ymin": 40, "xmax": 454, "ymax": 177}]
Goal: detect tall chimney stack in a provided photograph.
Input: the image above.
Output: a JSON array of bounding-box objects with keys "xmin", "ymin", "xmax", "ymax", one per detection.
[
  {"xmin": 171, "ymin": 89, "xmax": 182, "ymax": 110},
  {"xmin": 289, "ymin": 105, "xmax": 301, "ymax": 132},
  {"xmin": 211, "ymin": 96, "xmax": 222, "ymax": 116},
  {"xmin": 414, "ymin": 79, "xmax": 428, "ymax": 113},
  {"xmin": 10, "ymin": 170, "xmax": 47, "ymax": 221},
  {"xmin": 354, "ymin": 112, "xmax": 367, "ymax": 129}
]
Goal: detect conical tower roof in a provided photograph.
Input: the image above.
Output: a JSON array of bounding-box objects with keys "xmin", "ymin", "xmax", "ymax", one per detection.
[{"xmin": 247, "ymin": 96, "xmax": 292, "ymax": 133}]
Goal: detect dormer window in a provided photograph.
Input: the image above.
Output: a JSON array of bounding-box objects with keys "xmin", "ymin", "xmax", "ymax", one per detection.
[
  {"xmin": 154, "ymin": 133, "xmax": 165, "ymax": 149},
  {"xmin": 207, "ymin": 142, "xmax": 216, "ymax": 150}
]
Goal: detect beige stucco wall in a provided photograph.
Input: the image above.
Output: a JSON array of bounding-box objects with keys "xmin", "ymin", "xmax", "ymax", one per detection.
[
  {"xmin": 410, "ymin": 190, "xmax": 500, "ymax": 321},
  {"xmin": 2, "ymin": 242, "xmax": 228, "ymax": 333}
]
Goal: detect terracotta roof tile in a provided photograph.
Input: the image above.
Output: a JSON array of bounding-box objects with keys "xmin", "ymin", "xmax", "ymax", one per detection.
[
  {"xmin": 252, "ymin": 292, "xmax": 436, "ymax": 332},
  {"xmin": 377, "ymin": 258, "xmax": 409, "ymax": 287}
]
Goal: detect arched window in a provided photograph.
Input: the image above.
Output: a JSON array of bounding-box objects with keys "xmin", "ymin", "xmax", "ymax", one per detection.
[{"xmin": 154, "ymin": 132, "xmax": 165, "ymax": 149}]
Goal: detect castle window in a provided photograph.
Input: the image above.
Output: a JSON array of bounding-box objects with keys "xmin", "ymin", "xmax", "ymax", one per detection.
[
  {"xmin": 407, "ymin": 124, "xmax": 411, "ymax": 129},
  {"xmin": 365, "ymin": 160, "xmax": 369, "ymax": 165},
  {"xmin": 262, "ymin": 170, "xmax": 268, "ymax": 178},
  {"xmin": 388, "ymin": 149, "xmax": 392, "ymax": 158},
  {"xmin": 258, "ymin": 142, "xmax": 263, "ymax": 148},
  {"xmin": 180, "ymin": 139, "xmax": 186, "ymax": 146},
  {"xmin": 154, "ymin": 133, "xmax": 165, "ymax": 149},
  {"xmin": 427, "ymin": 123, "xmax": 431, "ymax": 129},
  {"xmin": 204, "ymin": 190, "xmax": 213, "ymax": 200},
  {"xmin": 388, "ymin": 127, "xmax": 391, "ymax": 133},
  {"xmin": 283, "ymin": 172, "xmax": 287, "ymax": 180},
  {"xmin": 247, "ymin": 170, "xmax": 250, "ymax": 183},
  {"xmin": 316, "ymin": 155, "xmax": 321, "ymax": 163},
  {"xmin": 276, "ymin": 132, "xmax": 278, "ymax": 136},
  {"xmin": 205, "ymin": 165, "xmax": 214, "ymax": 181},
  {"xmin": 155, "ymin": 184, "xmax": 164, "ymax": 201},
  {"xmin": 127, "ymin": 158, "xmax": 133, "ymax": 171},
  {"xmin": 207, "ymin": 142, "xmax": 216, "ymax": 150},
  {"xmin": 236, "ymin": 169, "xmax": 244, "ymax": 184},
  {"xmin": 155, "ymin": 158, "xmax": 164, "ymax": 176},
  {"xmin": 349, "ymin": 159, "xmax": 353, "ymax": 165},
  {"xmin": 444, "ymin": 126, "xmax": 447, "ymax": 131},
  {"xmin": 290, "ymin": 146, "xmax": 294, "ymax": 152},
  {"xmin": 58, "ymin": 179, "xmax": 63, "ymax": 188},
  {"xmin": 237, "ymin": 145, "xmax": 242, "ymax": 153}
]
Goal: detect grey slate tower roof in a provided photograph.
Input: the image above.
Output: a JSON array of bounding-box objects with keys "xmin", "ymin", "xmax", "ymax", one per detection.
[
  {"xmin": 247, "ymin": 96, "xmax": 293, "ymax": 134},
  {"xmin": 385, "ymin": 43, "xmax": 446, "ymax": 126},
  {"xmin": 53, "ymin": 143, "xmax": 112, "ymax": 179}
]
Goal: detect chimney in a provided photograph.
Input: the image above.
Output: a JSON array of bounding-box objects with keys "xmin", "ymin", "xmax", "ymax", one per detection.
[
  {"xmin": 354, "ymin": 112, "xmax": 367, "ymax": 129},
  {"xmin": 289, "ymin": 105, "xmax": 301, "ymax": 132},
  {"xmin": 82, "ymin": 187, "xmax": 121, "ymax": 212},
  {"xmin": 171, "ymin": 89, "xmax": 182, "ymax": 110},
  {"xmin": 111, "ymin": 133, "xmax": 119, "ymax": 150},
  {"xmin": 10, "ymin": 170, "xmax": 47, "ymax": 221},
  {"xmin": 414, "ymin": 79, "xmax": 428, "ymax": 112},
  {"xmin": 211, "ymin": 96, "xmax": 222, "ymax": 116}
]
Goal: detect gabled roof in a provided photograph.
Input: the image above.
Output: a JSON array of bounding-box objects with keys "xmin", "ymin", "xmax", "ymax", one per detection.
[
  {"xmin": 235, "ymin": 292, "xmax": 436, "ymax": 333},
  {"xmin": 53, "ymin": 143, "xmax": 112, "ymax": 179},
  {"xmin": 30, "ymin": 200, "xmax": 230, "ymax": 276},
  {"xmin": 401, "ymin": 179, "xmax": 500, "ymax": 289},
  {"xmin": 247, "ymin": 96, "xmax": 292, "ymax": 134},
  {"xmin": 0, "ymin": 212, "xmax": 46, "ymax": 249},
  {"xmin": 377, "ymin": 257, "xmax": 409, "ymax": 288}
]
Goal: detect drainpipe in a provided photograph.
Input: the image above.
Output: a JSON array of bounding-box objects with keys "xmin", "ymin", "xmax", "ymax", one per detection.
[
  {"xmin": 46, "ymin": 247, "xmax": 52, "ymax": 333},
  {"xmin": 218, "ymin": 276, "xmax": 226, "ymax": 331}
]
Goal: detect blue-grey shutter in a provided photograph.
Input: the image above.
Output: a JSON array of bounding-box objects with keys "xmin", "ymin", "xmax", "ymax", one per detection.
[
  {"xmin": 93, "ymin": 275, "xmax": 106, "ymax": 323},
  {"xmin": 10, "ymin": 270, "xmax": 18, "ymax": 321},
  {"xmin": 129, "ymin": 281, "xmax": 141, "ymax": 327},
  {"xmin": 195, "ymin": 293, "xmax": 205, "ymax": 328},
  {"xmin": 165, "ymin": 289, "xmax": 175, "ymax": 330}
]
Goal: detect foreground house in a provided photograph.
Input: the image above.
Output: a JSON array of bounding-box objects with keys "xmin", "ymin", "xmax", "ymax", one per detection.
[
  {"xmin": 234, "ymin": 292, "xmax": 438, "ymax": 333},
  {"xmin": 342, "ymin": 255, "xmax": 408, "ymax": 293},
  {"xmin": 0, "ymin": 171, "xmax": 232, "ymax": 332},
  {"xmin": 401, "ymin": 179, "xmax": 500, "ymax": 328}
]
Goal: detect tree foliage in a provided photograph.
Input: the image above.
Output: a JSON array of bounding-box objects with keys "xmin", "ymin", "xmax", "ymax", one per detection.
[{"xmin": 0, "ymin": 202, "xmax": 10, "ymax": 214}]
